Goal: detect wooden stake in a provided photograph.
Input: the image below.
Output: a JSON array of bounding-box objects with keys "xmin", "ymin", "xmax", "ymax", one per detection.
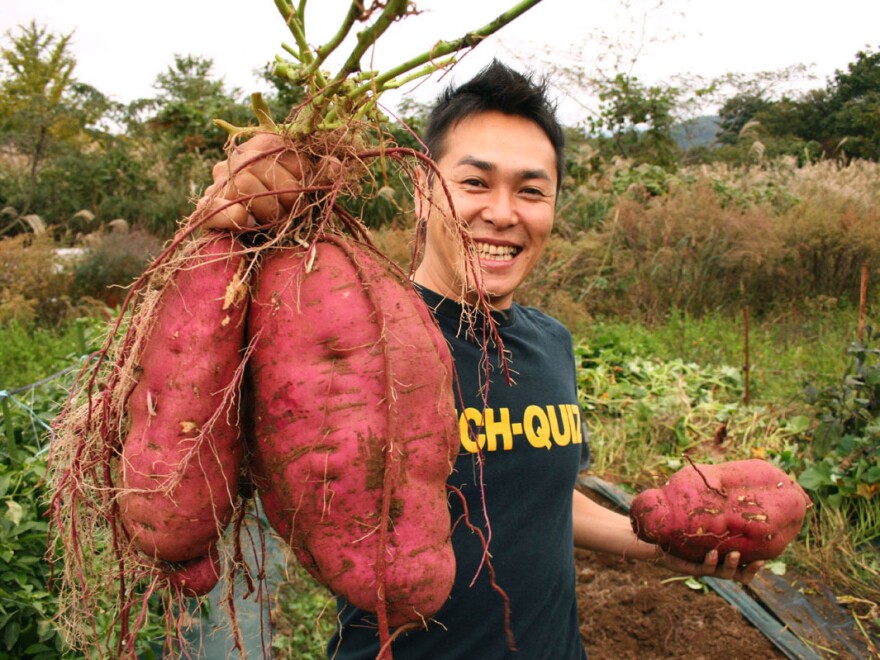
[
  {"xmin": 858, "ymin": 263, "xmax": 868, "ymax": 342},
  {"xmin": 743, "ymin": 305, "xmax": 751, "ymax": 406}
]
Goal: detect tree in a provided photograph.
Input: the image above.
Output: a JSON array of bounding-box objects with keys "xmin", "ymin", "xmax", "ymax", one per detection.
[
  {"xmin": 715, "ymin": 94, "xmax": 773, "ymax": 145},
  {"xmin": 0, "ymin": 22, "xmax": 109, "ymax": 215},
  {"xmin": 132, "ymin": 54, "xmax": 250, "ymax": 158},
  {"xmin": 823, "ymin": 48, "xmax": 880, "ymax": 160},
  {"xmin": 588, "ymin": 73, "xmax": 681, "ymax": 169},
  {"xmin": 710, "ymin": 50, "xmax": 880, "ymax": 163}
]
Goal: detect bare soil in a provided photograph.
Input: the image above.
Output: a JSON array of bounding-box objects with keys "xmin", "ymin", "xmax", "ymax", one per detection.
[
  {"xmin": 574, "ymin": 488, "xmax": 879, "ymax": 659},
  {"xmin": 574, "ymin": 485, "xmax": 786, "ymax": 659},
  {"xmin": 575, "ymin": 547, "xmax": 784, "ymax": 659}
]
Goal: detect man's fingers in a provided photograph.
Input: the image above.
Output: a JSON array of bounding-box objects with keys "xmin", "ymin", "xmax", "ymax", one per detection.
[
  {"xmin": 737, "ymin": 560, "xmax": 764, "ymax": 586},
  {"xmin": 715, "ymin": 550, "xmax": 740, "ymax": 580},
  {"xmin": 195, "ymin": 132, "xmax": 342, "ymax": 230},
  {"xmin": 234, "ymin": 133, "xmax": 306, "ymax": 181},
  {"xmin": 195, "ymin": 194, "xmax": 254, "ymax": 231},
  {"xmin": 232, "ymin": 171, "xmax": 286, "ymax": 222},
  {"xmin": 245, "ymin": 156, "xmax": 305, "ymax": 211}
]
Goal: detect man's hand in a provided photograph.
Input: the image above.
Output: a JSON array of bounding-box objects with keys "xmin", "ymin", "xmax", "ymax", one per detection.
[
  {"xmin": 193, "ymin": 133, "xmax": 334, "ymax": 231},
  {"xmin": 656, "ymin": 548, "xmax": 764, "ymax": 586}
]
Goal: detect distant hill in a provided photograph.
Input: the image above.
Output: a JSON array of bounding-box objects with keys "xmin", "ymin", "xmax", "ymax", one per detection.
[{"xmin": 673, "ymin": 115, "xmax": 720, "ymax": 150}]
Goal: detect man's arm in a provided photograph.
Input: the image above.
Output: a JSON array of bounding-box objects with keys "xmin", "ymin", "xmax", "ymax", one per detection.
[{"xmin": 572, "ymin": 488, "xmax": 763, "ymax": 585}]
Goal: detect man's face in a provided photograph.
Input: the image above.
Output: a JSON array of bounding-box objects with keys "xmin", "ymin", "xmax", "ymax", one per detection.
[{"xmin": 414, "ymin": 111, "xmax": 558, "ymax": 310}]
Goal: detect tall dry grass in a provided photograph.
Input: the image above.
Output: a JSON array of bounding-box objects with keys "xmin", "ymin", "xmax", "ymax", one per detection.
[{"xmin": 515, "ymin": 158, "xmax": 880, "ymax": 327}]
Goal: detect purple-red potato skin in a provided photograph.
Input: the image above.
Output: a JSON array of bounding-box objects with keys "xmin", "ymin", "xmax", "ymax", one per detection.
[
  {"xmin": 630, "ymin": 459, "xmax": 811, "ymax": 563},
  {"xmin": 119, "ymin": 237, "xmax": 247, "ymax": 562},
  {"xmin": 166, "ymin": 547, "xmax": 222, "ymax": 597},
  {"xmin": 247, "ymin": 237, "xmax": 459, "ymax": 627}
]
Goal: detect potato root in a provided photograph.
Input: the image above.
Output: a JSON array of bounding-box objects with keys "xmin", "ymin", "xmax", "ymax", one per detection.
[
  {"xmin": 165, "ymin": 546, "xmax": 222, "ymax": 597},
  {"xmin": 247, "ymin": 234, "xmax": 459, "ymax": 627},
  {"xmin": 118, "ymin": 236, "xmax": 248, "ymax": 563},
  {"xmin": 630, "ymin": 459, "xmax": 812, "ymax": 563}
]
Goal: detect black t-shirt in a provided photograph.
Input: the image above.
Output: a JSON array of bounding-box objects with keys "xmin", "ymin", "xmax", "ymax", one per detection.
[{"xmin": 328, "ymin": 288, "xmax": 588, "ymax": 659}]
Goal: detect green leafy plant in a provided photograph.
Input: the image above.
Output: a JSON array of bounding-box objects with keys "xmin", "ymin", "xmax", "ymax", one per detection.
[
  {"xmin": 799, "ymin": 329, "xmax": 880, "ymax": 505},
  {"xmin": 0, "ymin": 362, "xmax": 167, "ymax": 658},
  {"xmin": 271, "ymin": 563, "xmax": 335, "ymax": 659},
  {"xmin": 0, "ymin": 448, "xmax": 60, "ymax": 658}
]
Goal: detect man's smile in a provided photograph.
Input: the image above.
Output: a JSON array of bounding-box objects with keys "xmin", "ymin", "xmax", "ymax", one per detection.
[{"xmin": 474, "ymin": 240, "xmax": 521, "ymax": 262}]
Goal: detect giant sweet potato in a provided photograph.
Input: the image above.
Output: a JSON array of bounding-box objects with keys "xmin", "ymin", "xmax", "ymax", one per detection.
[
  {"xmin": 118, "ymin": 236, "xmax": 248, "ymax": 567},
  {"xmin": 247, "ymin": 234, "xmax": 459, "ymax": 627},
  {"xmin": 630, "ymin": 459, "xmax": 811, "ymax": 563}
]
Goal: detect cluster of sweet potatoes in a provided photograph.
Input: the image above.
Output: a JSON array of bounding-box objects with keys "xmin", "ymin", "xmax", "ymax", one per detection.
[
  {"xmin": 630, "ymin": 459, "xmax": 812, "ymax": 563},
  {"xmin": 118, "ymin": 233, "xmax": 459, "ymax": 623}
]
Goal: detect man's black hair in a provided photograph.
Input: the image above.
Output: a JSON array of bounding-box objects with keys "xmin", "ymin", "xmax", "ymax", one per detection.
[{"xmin": 423, "ymin": 60, "xmax": 566, "ymax": 191}]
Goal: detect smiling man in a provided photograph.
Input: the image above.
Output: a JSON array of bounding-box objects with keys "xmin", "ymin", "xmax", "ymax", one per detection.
[
  {"xmin": 328, "ymin": 61, "xmax": 762, "ymax": 659},
  {"xmin": 196, "ymin": 60, "xmax": 762, "ymax": 659},
  {"xmin": 414, "ymin": 108, "xmax": 558, "ymax": 310}
]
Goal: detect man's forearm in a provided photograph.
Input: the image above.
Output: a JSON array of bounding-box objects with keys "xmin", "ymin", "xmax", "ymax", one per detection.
[{"xmin": 571, "ymin": 488, "xmax": 659, "ymax": 561}]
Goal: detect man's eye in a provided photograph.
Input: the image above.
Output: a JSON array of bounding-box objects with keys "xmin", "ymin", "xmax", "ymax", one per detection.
[
  {"xmin": 462, "ymin": 178, "xmax": 485, "ymax": 187},
  {"xmin": 522, "ymin": 187, "xmax": 547, "ymax": 197}
]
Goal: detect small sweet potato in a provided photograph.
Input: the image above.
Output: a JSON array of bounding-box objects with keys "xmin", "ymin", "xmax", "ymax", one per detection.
[
  {"xmin": 630, "ymin": 459, "xmax": 811, "ymax": 563},
  {"xmin": 118, "ymin": 236, "xmax": 248, "ymax": 562},
  {"xmin": 165, "ymin": 546, "xmax": 222, "ymax": 597},
  {"xmin": 247, "ymin": 235, "xmax": 459, "ymax": 627}
]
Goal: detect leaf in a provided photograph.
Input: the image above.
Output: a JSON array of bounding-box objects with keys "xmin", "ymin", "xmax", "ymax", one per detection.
[
  {"xmin": 766, "ymin": 560, "xmax": 787, "ymax": 576},
  {"xmin": 25, "ymin": 643, "xmax": 51, "ymax": 653},
  {"xmin": 784, "ymin": 415, "xmax": 811, "ymax": 434},
  {"xmin": 798, "ymin": 464, "xmax": 834, "ymax": 491},
  {"xmin": 3, "ymin": 619, "xmax": 20, "ymax": 650},
  {"xmin": 684, "ymin": 577, "xmax": 704, "ymax": 590},
  {"xmin": 863, "ymin": 465, "xmax": 880, "ymax": 483},
  {"xmin": 4, "ymin": 501, "xmax": 22, "ymax": 526}
]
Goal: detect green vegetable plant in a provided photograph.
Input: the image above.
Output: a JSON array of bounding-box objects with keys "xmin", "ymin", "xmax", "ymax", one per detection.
[
  {"xmin": 799, "ymin": 329, "xmax": 880, "ymax": 506},
  {"xmin": 0, "ymin": 381, "xmax": 165, "ymax": 658},
  {"xmin": 0, "ymin": 448, "xmax": 60, "ymax": 659},
  {"xmin": 217, "ymin": 0, "xmax": 544, "ymax": 138}
]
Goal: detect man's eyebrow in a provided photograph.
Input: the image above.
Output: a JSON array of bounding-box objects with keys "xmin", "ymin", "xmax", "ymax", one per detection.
[
  {"xmin": 455, "ymin": 156, "xmax": 553, "ymax": 182},
  {"xmin": 456, "ymin": 156, "xmax": 494, "ymax": 171}
]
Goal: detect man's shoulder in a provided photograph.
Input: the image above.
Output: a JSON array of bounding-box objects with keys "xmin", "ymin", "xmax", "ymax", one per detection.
[{"xmin": 511, "ymin": 302, "xmax": 572, "ymax": 339}]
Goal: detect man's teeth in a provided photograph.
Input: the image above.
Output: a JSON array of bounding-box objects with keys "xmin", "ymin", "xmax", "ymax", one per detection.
[{"xmin": 475, "ymin": 242, "xmax": 518, "ymax": 261}]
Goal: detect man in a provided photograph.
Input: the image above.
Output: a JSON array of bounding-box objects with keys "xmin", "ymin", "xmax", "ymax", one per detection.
[{"xmin": 199, "ymin": 61, "xmax": 762, "ymax": 658}]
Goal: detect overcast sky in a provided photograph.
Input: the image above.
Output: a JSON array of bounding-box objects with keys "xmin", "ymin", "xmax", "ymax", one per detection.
[{"xmin": 3, "ymin": 0, "xmax": 879, "ymax": 123}]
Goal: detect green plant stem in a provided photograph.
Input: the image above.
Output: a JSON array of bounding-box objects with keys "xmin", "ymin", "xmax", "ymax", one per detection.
[
  {"xmin": 1, "ymin": 393, "xmax": 16, "ymax": 460},
  {"xmin": 312, "ymin": 1, "xmax": 380, "ymax": 78},
  {"xmin": 269, "ymin": 0, "xmax": 545, "ymax": 129},
  {"xmin": 355, "ymin": 0, "xmax": 542, "ymax": 95},
  {"xmin": 325, "ymin": 0, "xmax": 544, "ymax": 126},
  {"xmin": 274, "ymin": 0, "xmax": 329, "ymax": 89},
  {"xmin": 332, "ymin": 0, "xmax": 410, "ymax": 86}
]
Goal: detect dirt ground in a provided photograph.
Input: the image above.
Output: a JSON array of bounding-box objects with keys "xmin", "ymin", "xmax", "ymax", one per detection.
[
  {"xmin": 574, "ymin": 486, "xmax": 784, "ymax": 658},
  {"xmin": 574, "ymin": 488, "xmax": 880, "ymax": 660},
  {"xmin": 575, "ymin": 547, "xmax": 784, "ymax": 659}
]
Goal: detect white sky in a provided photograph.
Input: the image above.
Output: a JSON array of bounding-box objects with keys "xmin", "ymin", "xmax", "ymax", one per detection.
[{"xmin": 3, "ymin": 0, "xmax": 879, "ymax": 125}]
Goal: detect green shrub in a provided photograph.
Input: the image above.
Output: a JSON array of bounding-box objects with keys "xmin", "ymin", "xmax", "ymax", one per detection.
[
  {"xmin": 0, "ymin": 234, "xmax": 72, "ymax": 326},
  {"xmin": 798, "ymin": 332, "xmax": 880, "ymax": 506},
  {"xmin": 0, "ymin": 448, "xmax": 65, "ymax": 659},
  {"xmin": 70, "ymin": 229, "xmax": 162, "ymax": 307},
  {"xmin": 0, "ymin": 317, "xmax": 105, "ymax": 390}
]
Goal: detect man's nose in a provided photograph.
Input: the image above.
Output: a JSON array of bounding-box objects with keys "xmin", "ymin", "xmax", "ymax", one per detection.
[{"xmin": 482, "ymin": 189, "xmax": 516, "ymax": 228}]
